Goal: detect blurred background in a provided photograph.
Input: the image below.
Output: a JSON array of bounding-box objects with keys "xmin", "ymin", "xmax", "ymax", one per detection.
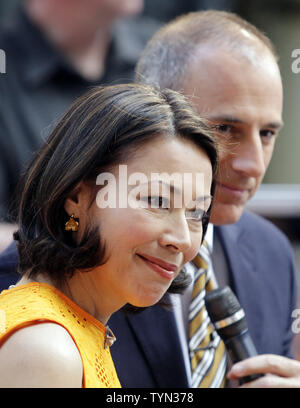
[{"xmin": 0, "ymin": 0, "xmax": 300, "ymax": 355}]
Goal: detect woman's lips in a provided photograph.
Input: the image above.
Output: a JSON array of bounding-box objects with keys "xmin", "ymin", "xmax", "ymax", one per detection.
[{"xmin": 137, "ymin": 254, "xmax": 178, "ymax": 280}]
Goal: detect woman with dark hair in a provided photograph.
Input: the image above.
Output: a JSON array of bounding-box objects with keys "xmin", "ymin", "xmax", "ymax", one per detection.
[{"xmin": 0, "ymin": 83, "xmax": 217, "ymax": 387}]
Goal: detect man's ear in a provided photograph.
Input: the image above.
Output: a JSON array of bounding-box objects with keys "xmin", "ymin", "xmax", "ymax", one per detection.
[{"xmin": 64, "ymin": 181, "xmax": 92, "ymax": 219}]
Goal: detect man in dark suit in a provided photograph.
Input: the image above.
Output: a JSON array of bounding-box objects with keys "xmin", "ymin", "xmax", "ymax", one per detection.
[
  {"xmin": 1, "ymin": 10, "xmax": 299, "ymax": 387},
  {"xmin": 109, "ymin": 10, "xmax": 299, "ymax": 387}
]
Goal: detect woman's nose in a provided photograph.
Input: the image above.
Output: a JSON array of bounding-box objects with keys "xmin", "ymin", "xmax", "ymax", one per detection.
[{"xmin": 158, "ymin": 213, "xmax": 195, "ymax": 253}]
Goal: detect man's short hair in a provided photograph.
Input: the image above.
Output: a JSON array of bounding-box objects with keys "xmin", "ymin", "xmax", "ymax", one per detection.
[{"xmin": 135, "ymin": 10, "xmax": 278, "ymax": 90}]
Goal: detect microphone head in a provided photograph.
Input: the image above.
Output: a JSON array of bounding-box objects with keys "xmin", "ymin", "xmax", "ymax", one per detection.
[{"xmin": 205, "ymin": 286, "xmax": 248, "ymax": 340}]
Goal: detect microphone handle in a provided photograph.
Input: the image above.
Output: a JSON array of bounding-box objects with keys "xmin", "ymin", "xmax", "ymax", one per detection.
[{"xmin": 224, "ymin": 331, "xmax": 263, "ymax": 385}]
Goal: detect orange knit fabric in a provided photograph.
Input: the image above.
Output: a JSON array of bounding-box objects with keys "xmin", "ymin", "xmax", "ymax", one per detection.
[{"xmin": 0, "ymin": 282, "xmax": 121, "ymax": 388}]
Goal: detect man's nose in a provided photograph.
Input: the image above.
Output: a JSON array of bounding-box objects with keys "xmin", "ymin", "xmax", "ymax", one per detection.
[{"xmin": 231, "ymin": 132, "xmax": 266, "ymax": 178}]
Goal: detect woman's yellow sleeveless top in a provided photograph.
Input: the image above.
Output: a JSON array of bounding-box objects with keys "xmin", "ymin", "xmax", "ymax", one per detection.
[{"xmin": 0, "ymin": 282, "xmax": 121, "ymax": 388}]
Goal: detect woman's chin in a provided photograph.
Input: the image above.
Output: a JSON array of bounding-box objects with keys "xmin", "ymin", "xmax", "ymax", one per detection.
[{"xmin": 129, "ymin": 294, "xmax": 165, "ymax": 308}]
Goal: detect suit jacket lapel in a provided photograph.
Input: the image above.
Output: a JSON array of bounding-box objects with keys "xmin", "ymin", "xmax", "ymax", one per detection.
[
  {"xmin": 215, "ymin": 220, "xmax": 264, "ymax": 351},
  {"xmin": 125, "ymin": 302, "xmax": 189, "ymax": 387}
]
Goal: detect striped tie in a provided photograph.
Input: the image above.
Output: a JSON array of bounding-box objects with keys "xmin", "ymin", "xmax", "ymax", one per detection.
[{"xmin": 189, "ymin": 242, "xmax": 227, "ymax": 388}]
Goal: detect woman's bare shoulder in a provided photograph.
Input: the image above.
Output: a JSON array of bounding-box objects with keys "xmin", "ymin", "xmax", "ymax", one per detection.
[{"xmin": 0, "ymin": 322, "xmax": 83, "ymax": 388}]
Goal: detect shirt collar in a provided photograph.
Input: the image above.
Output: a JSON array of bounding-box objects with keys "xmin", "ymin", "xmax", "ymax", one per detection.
[{"xmin": 205, "ymin": 223, "xmax": 214, "ymax": 253}]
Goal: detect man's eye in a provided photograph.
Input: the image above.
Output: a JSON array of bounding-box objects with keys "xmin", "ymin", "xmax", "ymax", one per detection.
[
  {"xmin": 260, "ymin": 129, "xmax": 276, "ymax": 142},
  {"xmin": 185, "ymin": 208, "xmax": 206, "ymax": 222},
  {"xmin": 214, "ymin": 124, "xmax": 232, "ymax": 134}
]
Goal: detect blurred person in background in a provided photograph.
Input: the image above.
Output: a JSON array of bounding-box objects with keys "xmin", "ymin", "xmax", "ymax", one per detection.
[{"xmin": 0, "ymin": 0, "xmax": 160, "ymax": 250}]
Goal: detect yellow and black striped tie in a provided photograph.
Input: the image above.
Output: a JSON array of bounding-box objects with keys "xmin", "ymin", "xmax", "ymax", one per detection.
[{"xmin": 189, "ymin": 242, "xmax": 227, "ymax": 388}]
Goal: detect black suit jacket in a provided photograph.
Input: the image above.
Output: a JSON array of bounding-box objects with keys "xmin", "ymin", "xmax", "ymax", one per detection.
[{"xmin": 0, "ymin": 211, "xmax": 297, "ymax": 387}]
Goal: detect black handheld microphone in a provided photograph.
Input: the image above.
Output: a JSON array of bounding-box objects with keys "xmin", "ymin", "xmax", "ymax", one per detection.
[{"xmin": 205, "ymin": 286, "xmax": 263, "ymax": 385}]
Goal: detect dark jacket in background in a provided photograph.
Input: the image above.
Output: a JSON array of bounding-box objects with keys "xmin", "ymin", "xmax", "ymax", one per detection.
[{"xmin": 0, "ymin": 7, "xmax": 160, "ymax": 220}]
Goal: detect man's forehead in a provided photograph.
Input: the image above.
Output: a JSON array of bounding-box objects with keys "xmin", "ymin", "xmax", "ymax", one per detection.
[
  {"xmin": 185, "ymin": 43, "xmax": 280, "ymax": 89},
  {"xmin": 183, "ymin": 55, "xmax": 282, "ymax": 122},
  {"xmin": 191, "ymin": 39, "xmax": 277, "ymax": 68}
]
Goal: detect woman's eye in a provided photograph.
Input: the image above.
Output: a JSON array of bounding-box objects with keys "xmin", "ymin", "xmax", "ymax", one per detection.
[
  {"xmin": 185, "ymin": 208, "xmax": 206, "ymax": 222},
  {"xmin": 142, "ymin": 196, "xmax": 170, "ymax": 209}
]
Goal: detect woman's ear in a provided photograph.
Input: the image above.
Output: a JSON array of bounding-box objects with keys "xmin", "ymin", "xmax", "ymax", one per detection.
[{"xmin": 64, "ymin": 181, "xmax": 92, "ymax": 220}]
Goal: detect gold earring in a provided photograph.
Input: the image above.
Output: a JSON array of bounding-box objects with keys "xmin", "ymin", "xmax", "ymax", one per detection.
[{"xmin": 65, "ymin": 214, "xmax": 79, "ymax": 231}]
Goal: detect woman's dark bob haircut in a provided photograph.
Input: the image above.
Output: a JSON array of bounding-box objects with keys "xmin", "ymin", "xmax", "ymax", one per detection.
[{"xmin": 14, "ymin": 84, "xmax": 218, "ymax": 303}]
